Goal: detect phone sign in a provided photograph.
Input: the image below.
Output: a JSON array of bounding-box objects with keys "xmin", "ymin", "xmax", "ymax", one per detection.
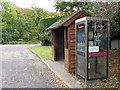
[{"xmin": 89, "ymin": 46, "xmax": 99, "ymax": 52}]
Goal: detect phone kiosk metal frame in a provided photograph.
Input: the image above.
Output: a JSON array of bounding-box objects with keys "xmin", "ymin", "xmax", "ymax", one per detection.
[{"xmin": 75, "ymin": 17, "xmax": 109, "ymax": 81}]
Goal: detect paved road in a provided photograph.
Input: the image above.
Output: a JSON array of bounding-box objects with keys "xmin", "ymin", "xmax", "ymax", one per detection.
[{"xmin": 1, "ymin": 44, "xmax": 59, "ymax": 88}]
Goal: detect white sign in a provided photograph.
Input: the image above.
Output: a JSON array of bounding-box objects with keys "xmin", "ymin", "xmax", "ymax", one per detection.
[{"xmin": 89, "ymin": 46, "xmax": 99, "ymax": 52}]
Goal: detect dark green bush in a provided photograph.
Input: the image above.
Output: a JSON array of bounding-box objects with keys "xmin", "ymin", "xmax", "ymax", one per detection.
[{"xmin": 38, "ymin": 16, "xmax": 60, "ymax": 46}]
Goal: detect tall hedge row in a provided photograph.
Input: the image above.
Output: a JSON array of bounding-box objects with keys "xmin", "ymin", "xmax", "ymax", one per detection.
[{"xmin": 38, "ymin": 16, "xmax": 59, "ymax": 46}]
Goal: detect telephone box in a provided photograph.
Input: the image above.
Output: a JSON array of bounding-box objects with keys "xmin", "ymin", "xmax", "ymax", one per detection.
[{"xmin": 75, "ymin": 17, "xmax": 109, "ymax": 81}]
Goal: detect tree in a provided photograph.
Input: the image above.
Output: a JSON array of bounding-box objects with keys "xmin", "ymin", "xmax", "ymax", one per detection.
[
  {"xmin": 1, "ymin": 0, "xmax": 54, "ymax": 44},
  {"xmin": 91, "ymin": 2, "xmax": 120, "ymax": 38},
  {"xmin": 15, "ymin": 6, "xmax": 54, "ymax": 42},
  {"xmin": 54, "ymin": 1, "xmax": 93, "ymax": 15},
  {"xmin": 1, "ymin": 0, "xmax": 18, "ymax": 43}
]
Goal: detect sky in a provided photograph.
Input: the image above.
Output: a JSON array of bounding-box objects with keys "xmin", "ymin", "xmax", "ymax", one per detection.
[{"xmin": 8, "ymin": 0, "xmax": 56, "ymax": 12}]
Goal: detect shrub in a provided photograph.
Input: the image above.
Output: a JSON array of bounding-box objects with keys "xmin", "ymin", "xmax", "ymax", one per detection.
[{"xmin": 38, "ymin": 16, "xmax": 59, "ymax": 46}]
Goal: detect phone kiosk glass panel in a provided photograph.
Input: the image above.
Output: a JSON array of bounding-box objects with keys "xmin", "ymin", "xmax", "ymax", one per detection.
[
  {"xmin": 88, "ymin": 21, "xmax": 108, "ymax": 79},
  {"xmin": 76, "ymin": 21, "xmax": 86, "ymax": 78}
]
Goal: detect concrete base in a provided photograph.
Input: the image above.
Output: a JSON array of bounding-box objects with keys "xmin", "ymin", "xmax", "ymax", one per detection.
[{"xmin": 42, "ymin": 60, "xmax": 83, "ymax": 88}]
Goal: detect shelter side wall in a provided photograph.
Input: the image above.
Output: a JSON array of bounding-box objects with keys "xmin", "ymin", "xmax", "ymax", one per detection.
[
  {"xmin": 67, "ymin": 23, "xmax": 76, "ymax": 72},
  {"xmin": 64, "ymin": 26, "xmax": 75, "ymax": 72},
  {"xmin": 65, "ymin": 14, "xmax": 88, "ymax": 72},
  {"xmin": 52, "ymin": 30, "xmax": 57, "ymax": 61},
  {"xmin": 64, "ymin": 27, "xmax": 69, "ymax": 71}
]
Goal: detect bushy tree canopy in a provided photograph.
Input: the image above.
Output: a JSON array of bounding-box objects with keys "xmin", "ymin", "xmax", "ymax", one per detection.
[
  {"xmin": 54, "ymin": 1, "xmax": 93, "ymax": 15},
  {"xmin": 1, "ymin": 0, "xmax": 18, "ymax": 43}
]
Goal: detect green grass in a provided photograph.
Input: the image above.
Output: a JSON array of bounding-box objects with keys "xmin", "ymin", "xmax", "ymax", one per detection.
[{"xmin": 30, "ymin": 46, "xmax": 52, "ymax": 60}]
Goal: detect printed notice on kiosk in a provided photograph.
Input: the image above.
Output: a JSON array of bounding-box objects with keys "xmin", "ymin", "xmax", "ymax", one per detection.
[{"xmin": 89, "ymin": 46, "xmax": 99, "ymax": 52}]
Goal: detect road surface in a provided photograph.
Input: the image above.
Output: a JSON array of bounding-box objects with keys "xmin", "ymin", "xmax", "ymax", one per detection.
[{"xmin": 1, "ymin": 44, "xmax": 59, "ymax": 88}]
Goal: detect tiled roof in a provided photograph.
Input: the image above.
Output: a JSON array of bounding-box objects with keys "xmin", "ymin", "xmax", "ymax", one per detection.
[{"xmin": 46, "ymin": 10, "xmax": 89, "ymax": 30}]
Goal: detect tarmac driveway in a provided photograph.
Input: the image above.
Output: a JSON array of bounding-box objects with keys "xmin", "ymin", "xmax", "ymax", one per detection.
[{"xmin": 1, "ymin": 44, "xmax": 59, "ymax": 88}]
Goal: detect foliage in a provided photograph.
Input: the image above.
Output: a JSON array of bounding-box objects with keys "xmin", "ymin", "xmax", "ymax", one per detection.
[
  {"xmin": 91, "ymin": 2, "xmax": 120, "ymax": 38},
  {"xmin": 30, "ymin": 46, "xmax": 52, "ymax": 60},
  {"xmin": 1, "ymin": 0, "xmax": 54, "ymax": 44},
  {"xmin": 54, "ymin": 1, "xmax": 93, "ymax": 15},
  {"xmin": 1, "ymin": 0, "xmax": 18, "ymax": 43},
  {"xmin": 38, "ymin": 16, "xmax": 59, "ymax": 46},
  {"xmin": 54, "ymin": 1, "xmax": 120, "ymax": 38},
  {"xmin": 15, "ymin": 7, "xmax": 50, "ymax": 42},
  {"xmin": 1, "ymin": 0, "xmax": 119, "ymax": 45}
]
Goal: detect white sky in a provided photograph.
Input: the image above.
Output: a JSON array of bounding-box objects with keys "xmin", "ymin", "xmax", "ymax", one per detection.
[{"xmin": 8, "ymin": 0, "xmax": 56, "ymax": 12}]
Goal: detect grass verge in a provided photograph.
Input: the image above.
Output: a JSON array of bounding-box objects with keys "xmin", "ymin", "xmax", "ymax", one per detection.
[{"xmin": 29, "ymin": 46, "xmax": 52, "ymax": 60}]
